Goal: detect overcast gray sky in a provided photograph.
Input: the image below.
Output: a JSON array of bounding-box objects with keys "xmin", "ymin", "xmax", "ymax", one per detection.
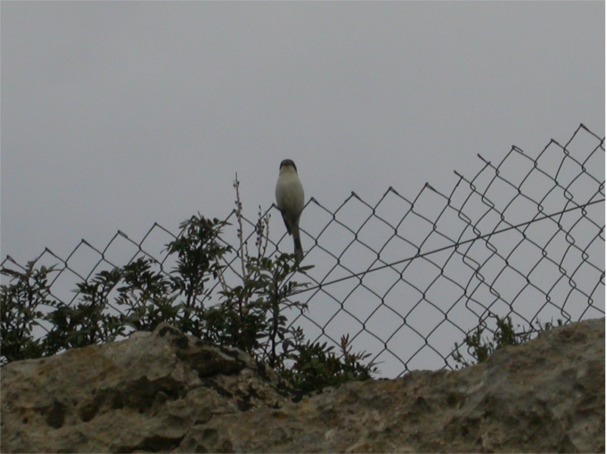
[{"xmin": 2, "ymin": 1, "xmax": 604, "ymax": 264}]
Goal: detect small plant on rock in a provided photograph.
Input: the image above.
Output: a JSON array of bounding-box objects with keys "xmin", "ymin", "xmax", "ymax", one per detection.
[{"xmin": 451, "ymin": 312, "xmax": 564, "ymax": 369}]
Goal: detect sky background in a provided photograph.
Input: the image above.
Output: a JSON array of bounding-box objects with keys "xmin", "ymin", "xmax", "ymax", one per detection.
[
  {"xmin": 3, "ymin": 1, "xmax": 604, "ymax": 263},
  {"xmin": 2, "ymin": 2, "xmax": 605, "ymax": 375}
]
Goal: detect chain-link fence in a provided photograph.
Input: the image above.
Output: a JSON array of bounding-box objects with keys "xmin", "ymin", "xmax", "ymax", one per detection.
[{"xmin": 2, "ymin": 124, "xmax": 604, "ymax": 376}]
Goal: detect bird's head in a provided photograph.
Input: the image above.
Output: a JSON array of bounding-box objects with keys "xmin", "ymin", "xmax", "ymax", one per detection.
[{"xmin": 279, "ymin": 159, "xmax": 298, "ymax": 173}]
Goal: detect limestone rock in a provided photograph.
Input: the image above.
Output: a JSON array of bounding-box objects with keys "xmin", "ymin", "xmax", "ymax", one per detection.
[{"xmin": 1, "ymin": 318, "xmax": 604, "ymax": 453}]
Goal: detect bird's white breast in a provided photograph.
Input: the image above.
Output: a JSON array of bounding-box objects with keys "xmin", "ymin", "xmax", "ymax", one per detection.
[{"xmin": 275, "ymin": 170, "xmax": 304, "ymax": 215}]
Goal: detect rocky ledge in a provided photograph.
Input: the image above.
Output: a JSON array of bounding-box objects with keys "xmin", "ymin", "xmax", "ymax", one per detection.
[{"xmin": 1, "ymin": 319, "xmax": 604, "ymax": 453}]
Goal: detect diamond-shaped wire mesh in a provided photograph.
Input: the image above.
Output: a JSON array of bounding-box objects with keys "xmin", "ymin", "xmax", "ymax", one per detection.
[{"xmin": 2, "ymin": 124, "xmax": 604, "ymax": 376}]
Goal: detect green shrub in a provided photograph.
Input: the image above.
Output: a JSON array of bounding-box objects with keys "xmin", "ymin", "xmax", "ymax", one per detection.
[{"xmin": 0, "ymin": 179, "xmax": 377, "ymax": 396}]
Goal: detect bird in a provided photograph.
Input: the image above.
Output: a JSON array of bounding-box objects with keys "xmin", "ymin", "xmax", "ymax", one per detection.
[{"xmin": 275, "ymin": 159, "xmax": 305, "ymax": 261}]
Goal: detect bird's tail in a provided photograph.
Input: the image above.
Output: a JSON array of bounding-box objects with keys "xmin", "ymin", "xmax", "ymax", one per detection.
[{"xmin": 293, "ymin": 233, "xmax": 303, "ymax": 262}]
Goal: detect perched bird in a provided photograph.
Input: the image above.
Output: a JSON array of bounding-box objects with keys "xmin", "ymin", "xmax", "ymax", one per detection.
[{"xmin": 275, "ymin": 159, "xmax": 305, "ymax": 261}]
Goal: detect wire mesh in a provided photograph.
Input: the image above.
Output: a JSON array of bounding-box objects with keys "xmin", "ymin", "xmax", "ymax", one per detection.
[{"xmin": 2, "ymin": 124, "xmax": 604, "ymax": 376}]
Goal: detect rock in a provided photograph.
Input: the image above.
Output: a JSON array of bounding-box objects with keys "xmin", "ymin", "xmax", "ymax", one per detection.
[{"xmin": 1, "ymin": 318, "xmax": 604, "ymax": 453}]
